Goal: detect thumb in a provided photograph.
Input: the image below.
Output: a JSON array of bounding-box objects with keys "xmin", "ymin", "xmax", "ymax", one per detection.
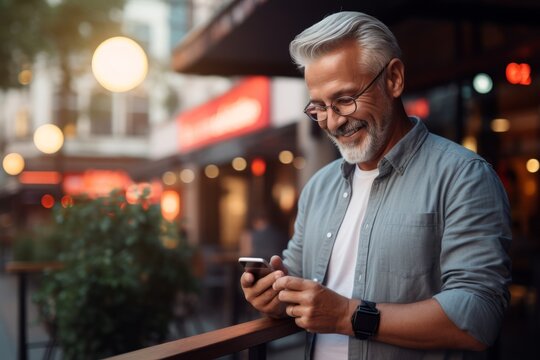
[{"xmin": 270, "ymin": 255, "xmax": 288, "ymax": 275}]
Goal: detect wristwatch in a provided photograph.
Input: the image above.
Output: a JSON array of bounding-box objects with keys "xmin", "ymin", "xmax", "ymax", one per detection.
[{"xmin": 351, "ymin": 300, "xmax": 380, "ymax": 340}]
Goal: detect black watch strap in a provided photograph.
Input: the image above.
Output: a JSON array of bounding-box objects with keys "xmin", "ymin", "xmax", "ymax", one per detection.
[{"xmin": 351, "ymin": 300, "xmax": 380, "ymax": 340}]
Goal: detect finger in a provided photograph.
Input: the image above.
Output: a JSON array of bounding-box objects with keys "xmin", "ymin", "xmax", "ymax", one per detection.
[
  {"xmin": 242, "ymin": 269, "xmax": 281, "ymax": 292},
  {"xmin": 269, "ymin": 256, "xmax": 288, "ymax": 275},
  {"xmin": 253, "ymin": 282, "xmax": 284, "ymax": 307},
  {"xmin": 286, "ymin": 305, "xmax": 294, "ymax": 317},
  {"xmin": 286, "ymin": 304, "xmax": 303, "ymax": 318},
  {"xmin": 273, "ymin": 275, "xmax": 311, "ymax": 292},
  {"xmin": 244, "ymin": 271, "xmax": 285, "ymax": 305},
  {"xmin": 240, "ymin": 271, "xmax": 255, "ymax": 288},
  {"xmin": 278, "ymin": 288, "xmax": 304, "ymax": 304}
]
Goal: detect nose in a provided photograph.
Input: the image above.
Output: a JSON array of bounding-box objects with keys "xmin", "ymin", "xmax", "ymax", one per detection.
[{"xmin": 323, "ymin": 108, "xmax": 348, "ymax": 132}]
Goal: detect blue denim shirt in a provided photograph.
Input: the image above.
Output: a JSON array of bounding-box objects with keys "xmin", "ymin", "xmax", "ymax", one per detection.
[{"xmin": 282, "ymin": 118, "xmax": 512, "ymax": 360}]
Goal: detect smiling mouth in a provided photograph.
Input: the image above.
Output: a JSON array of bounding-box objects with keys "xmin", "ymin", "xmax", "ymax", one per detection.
[{"xmin": 334, "ymin": 121, "xmax": 367, "ymax": 138}]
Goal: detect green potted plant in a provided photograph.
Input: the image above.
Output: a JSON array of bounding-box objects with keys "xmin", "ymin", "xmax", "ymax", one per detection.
[{"xmin": 33, "ymin": 189, "xmax": 196, "ymax": 359}]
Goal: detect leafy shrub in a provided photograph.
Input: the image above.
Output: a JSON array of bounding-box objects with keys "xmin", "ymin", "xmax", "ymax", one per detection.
[
  {"xmin": 12, "ymin": 228, "xmax": 61, "ymax": 262},
  {"xmin": 33, "ymin": 190, "xmax": 196, "ymax": 359}
]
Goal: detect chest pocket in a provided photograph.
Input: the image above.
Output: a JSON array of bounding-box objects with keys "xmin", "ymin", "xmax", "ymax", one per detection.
[{"xmin": 379, "ymin": 212, "xmax": 439, "ymax": 278}]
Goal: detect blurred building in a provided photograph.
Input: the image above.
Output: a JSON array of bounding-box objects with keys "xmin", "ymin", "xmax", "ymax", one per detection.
[{"xmin": 0, "ymin": 1, "xmax": 234, "ymax": 236}]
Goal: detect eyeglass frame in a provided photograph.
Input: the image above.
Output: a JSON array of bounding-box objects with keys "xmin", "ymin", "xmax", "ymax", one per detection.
[{"xmin": 303, "ymin": 61, "xmax": 391, "ymax": 122}]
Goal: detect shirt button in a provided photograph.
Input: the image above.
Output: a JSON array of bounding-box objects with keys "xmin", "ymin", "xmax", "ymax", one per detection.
[
  {"xmin": 343, "ymin": 192, "xmax": 348, "ymax": 198},
  {"xmin": 326, "ymin": 232, "xmax": 332, "ymax": 238},
  {"xmin": 358, "ymin": 275, "xmax": 362, "ymax": 281}
]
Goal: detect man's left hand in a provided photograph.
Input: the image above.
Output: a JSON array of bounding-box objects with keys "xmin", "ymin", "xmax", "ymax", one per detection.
[{"xmin": 273, "ymin": 276, "xmax": 359, "ymax": 335}]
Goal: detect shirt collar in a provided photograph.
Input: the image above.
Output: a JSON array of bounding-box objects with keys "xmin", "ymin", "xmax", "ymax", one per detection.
[{"xmin": 340, "ymin": 116, "xmax": 428, "ymax": 179}]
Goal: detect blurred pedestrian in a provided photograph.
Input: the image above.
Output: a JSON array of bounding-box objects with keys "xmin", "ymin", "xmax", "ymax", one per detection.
[{"xmin": 240, "ymin": 211, "xmax": 288, "ymax": 261}]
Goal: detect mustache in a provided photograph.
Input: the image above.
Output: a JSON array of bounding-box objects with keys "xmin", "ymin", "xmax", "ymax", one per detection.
[{"xmin": 328, "ymin": 119, "xmax": 368, "ymax": 137}]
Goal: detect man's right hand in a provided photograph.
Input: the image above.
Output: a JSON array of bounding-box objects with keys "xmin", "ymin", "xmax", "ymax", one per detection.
[{"xmin": 240, "ymin": 255, "xmax": 288, "ymax": 318}]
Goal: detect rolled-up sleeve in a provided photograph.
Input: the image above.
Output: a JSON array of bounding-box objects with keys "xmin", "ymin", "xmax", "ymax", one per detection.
[{"xmin": 433, "ymin": 159, "xmax": 511, "ymax": 346}]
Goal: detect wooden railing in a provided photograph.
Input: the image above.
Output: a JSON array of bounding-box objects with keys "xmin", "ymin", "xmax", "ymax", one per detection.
[
  {"xmin": 5, "ymin": 260, "xmax": 303, "ymax": 359},
  {"xmin": 106, "ymin": 317, "xmax": 302, "ymax": 360}
]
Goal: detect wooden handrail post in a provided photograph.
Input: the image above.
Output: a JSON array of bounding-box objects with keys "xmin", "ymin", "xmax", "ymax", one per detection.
[
  {"xmin": 248, "ymin": 343, "xmax": 266, "ymax": 360},
  {"xmin": 17, "ymin": 271, "xmax": 27, "ymax": 360},
  {"xmin": 5, "ymin": 261, "xmax": 63, "ymax": 360}
]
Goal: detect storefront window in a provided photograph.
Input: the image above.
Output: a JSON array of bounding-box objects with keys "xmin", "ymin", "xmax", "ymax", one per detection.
[
  {"xmin": 126, "ymin": 93, "xmax": 149, "ymax": 136},
  {"xmin": 89, "ymin": 91, "xmax": 112, "ymax": 135},
  {"xmin": 467, "ymin": 76, "xmax": 540, "ymax": 285},
  {"xmin": 53, "ymin": 90, "xmax": 78, "ymax": 138}
]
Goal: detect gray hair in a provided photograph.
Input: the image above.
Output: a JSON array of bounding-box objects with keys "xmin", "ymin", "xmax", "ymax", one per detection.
[{"xmin": 289, "ymin": 11, "xmax": 402, "ymax": 73}]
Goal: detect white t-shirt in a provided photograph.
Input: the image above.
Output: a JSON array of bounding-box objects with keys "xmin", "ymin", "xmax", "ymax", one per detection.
[{"xmin": 313, "ymin": 165, "xmax": 379, "ymax": 360}]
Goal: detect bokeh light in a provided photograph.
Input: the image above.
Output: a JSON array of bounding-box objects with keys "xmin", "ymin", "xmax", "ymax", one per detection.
[
  {"xmin": 462, "ymin": 136, "xmax": 477, "ymax": 153},
  {"xmin": 472, "ymin": 73, "xmax": 493, "ymax": 94},
  {"xmin": 162, "ymin": 171, "xmax": 177, "ymax": 185},
  {"xmin": 293, "ymin": 156, "xmax": 306, "ymax": 170},
  {"xmin": 161, "ymin": 190, "xmax": 180, "ymax": 221},
  {"xmin": 204, "ymin": 164, "xmax": 219, "ymax": 178},
  {"xmin": 278, "ymin": 150, "xmax": 294, "ymax": 164},
  {"xmin": 232, "ymin": 157, "xmax": 247, "ymax": 171},
  {"xmin": 179, "ymin": 169, "xmax": 195, "ymax": 183},
  {"xmin": 251, "ymin": 158, "xmax": 266, "ymax": 176},
  {"xmin": 2, "ymin": 153, "xmax": 25, "ymax": 175},
  {"xmin": 61, "ymin": 195, "xmax": 74, "ymax": 208},
  {"xmin": 491, "ymin": 118, "xmax": 510, "ymax": 133},
  {"xmin": 526, "ymin": 158, "xmax": 540, "ymax": 173},
  {"xmin": 33, "ymin": 124, "xmax": 64, "ymax": 154},
  {"xmin": 18, "ymin": 69, "xmax": 32, "ymax": 85},
  {"xmin": 41, "ymin": 194, "xmax": 55, "ymax": 209},
  {"xmin": 92, "ymin": 36, "xmax": 148, "ymax": 92}
]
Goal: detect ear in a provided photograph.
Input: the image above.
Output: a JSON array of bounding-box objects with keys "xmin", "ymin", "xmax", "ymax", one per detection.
[{"xmin": 385, "ymin": 58, "xmax": 405, "ymax": 98}]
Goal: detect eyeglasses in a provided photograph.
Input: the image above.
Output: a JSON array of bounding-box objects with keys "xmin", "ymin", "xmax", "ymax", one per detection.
[{"xmin": 303, "ymin": 62, "xmax": 390, "ymax": 122}]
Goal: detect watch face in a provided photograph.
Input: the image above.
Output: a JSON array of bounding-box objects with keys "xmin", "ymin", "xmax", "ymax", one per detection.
[{"xmin": 352, "ymin": 302, "xmax": 380, "ymax": 339}]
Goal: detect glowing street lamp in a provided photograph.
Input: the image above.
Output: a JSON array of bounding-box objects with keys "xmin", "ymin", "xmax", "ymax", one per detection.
[
  {"xmin": 2, "ymin": 153, "xmax": 25, "ymax": 175},
  {"xmin": 92, "ymin": 36, "xmax": 148, "ymax": 92},
  {"xmin": 33, "ymin": 124, "xmax": 64, "ymax": 154}
]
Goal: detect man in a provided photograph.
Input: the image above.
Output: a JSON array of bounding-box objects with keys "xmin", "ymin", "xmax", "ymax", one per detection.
[{"xmin": 240, "ymin": 11, "xmax": 511, "ymax": 359}]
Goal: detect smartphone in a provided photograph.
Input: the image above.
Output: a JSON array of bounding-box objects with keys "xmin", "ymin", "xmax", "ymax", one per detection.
[{"xmin": 238, "ymin": 257, "xmax": 274, "ymax": 281}]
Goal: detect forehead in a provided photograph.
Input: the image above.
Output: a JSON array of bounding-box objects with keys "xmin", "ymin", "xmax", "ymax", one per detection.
[{"xmin": 304, "ymin": 41, "xmax": 366, "ymax": 100}]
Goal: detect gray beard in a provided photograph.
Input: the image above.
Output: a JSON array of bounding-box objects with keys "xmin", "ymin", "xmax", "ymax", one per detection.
[{"xmin": 326, "ymin": 118, "xmax": 389, "ymax": 164}]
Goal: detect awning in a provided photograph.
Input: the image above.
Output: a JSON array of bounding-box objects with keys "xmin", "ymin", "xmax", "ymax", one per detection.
[{"xmin": 172, "ymin": 0, "xmax": 540, "ymax": 91}]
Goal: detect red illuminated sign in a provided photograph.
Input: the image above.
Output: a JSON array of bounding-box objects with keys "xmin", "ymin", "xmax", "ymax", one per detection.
[
  {"xmin": 506, "ymin": 62, "xmax": 531, "ymax": 85},
  {"xmin": 177, "ymin": 76, "xmax": 270, "ymax": 152},
  {"xmin": 404, "ymin": 98, "xmax": 430, "ymax": 119},
  {"xmin": 63, "ymin": 170, "xmax": 132, "ymax": 198},
  {"xmin": 19, "ymin": 171, "xmax": 62, "ymax": 185}
]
